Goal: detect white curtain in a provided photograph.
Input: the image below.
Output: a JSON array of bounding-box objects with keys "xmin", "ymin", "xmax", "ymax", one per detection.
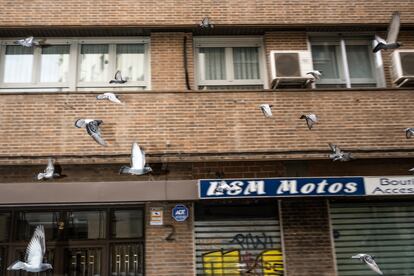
[
  {"xmin": 4, "ymin": 46, "xmax": 33, "ymax": 83},
  {"xmin": 116, "ymin": 44, "xmax": 145, "ymax": 82},
  {"xmin": 311, "ymin": 45, "xmax": 341, "ymax": 80},
  {"xmin": 40, "ymin": 45, "xmax": 70, "ymax": 83},
  {"xmin": 233, "ymin": 47, "xmax": 260, "ymax": 80},
  {"xmin": 346, "ymin": 45, "xmax": 374, "ymax": 80},
  {"xmin": 79, "ymin": 44, "xmax": 109, "ymax": 82},
  {"xmin": 199, "ymin": 47, "xmax": 226, "ymax": 80}
]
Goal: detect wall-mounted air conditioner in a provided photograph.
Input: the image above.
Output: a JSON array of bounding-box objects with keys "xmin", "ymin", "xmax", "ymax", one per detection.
[
  {"xmin": 392, "ymin": 50, "xmax": 414, "ymax": 87},
  {"xmin": 270, "ymin": 50, "xmax": 313, "ymax": 79}
]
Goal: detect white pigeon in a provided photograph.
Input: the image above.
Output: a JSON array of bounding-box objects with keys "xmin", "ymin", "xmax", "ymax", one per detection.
[
  {"xmin": 36, "ymin": 158, "xmax": 63, "ymax": 180},
  {"xmin": 306, "ymin": 70, "xmax": 322, "ymax": 80},
  {"xmin": 409, "ymin": 168, "xmax": 414, "ymax": 174},
  {"xmin": 109, "ymin": 70, "xmax": 127, "ymax": 84},
  {"xmin": 96, "ymin": 92, "xmax": 123, "ymax": 104},
  {"xmin": 75, "ymin": 119, "xmax": 107, "ymax": 146},
  {"xmin": 119, "ymin": 142, "xmax": 152, "ymax": 175},
  {"xmin": 259, "ymin": 104, "xmax": 273, "ymax": 118},
  {"xmin": 14, "ymin": 36, "xmax": 41, "ymax": 48},
  {"xmin": 373, "ymin": 11, "xmax": 401, "ymax": 53},
  {"xmin": 300, "ymin": 113, "xmax": 318, "ymax": 130},
  {"xmin": 200, "ymin": 17, "xmax": 214, "ymax": 29},
  {"xmin": 405, "ymin": 128, "xmax": 414, "ymax": 139},
  {"xmin": 329, "ymin": 143, "xmax": 353, "ymax": 162},
  {"xmin": 351, "ymin": 254, "xmax": 383, "ymax": 275},
  {"xmin": 7, "ymin": 225, "xmax": 53, "ymax": 273}
]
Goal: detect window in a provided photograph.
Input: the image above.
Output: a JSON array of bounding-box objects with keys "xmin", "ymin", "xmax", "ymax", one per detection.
[
  {"xmin": 0, "ymin": 38, "xmax": 150, "ymax": 91},
  {"xmin": 195, "ymin": 37, "xmax": 266, "ymax": 89},
  {"xmin": 310, "ymin": 36, "xmax": 382, "ymax": 88}
]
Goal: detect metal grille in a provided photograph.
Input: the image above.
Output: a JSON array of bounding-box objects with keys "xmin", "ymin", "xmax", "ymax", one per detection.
[
  {"xmin": 274, "ymin": 53, "xmax": 301, "ymax": 77},
  {"xmin": 400, "ymin": 52, "xmax": 414, "ymax": 76},
  {"xmin": 195, "ymin": 220, "xmax": 283, "ymax": 275},
  {"xmin": 65, "ymin": 248, "xmax": 101, "ymax": 276},
  {"xmin": 111, "ymin": 244, "xmax": 144, "ymax": 276},
  {"xmin": 331, "ymin": 202, "xmax": 414, "ymax": 276}
]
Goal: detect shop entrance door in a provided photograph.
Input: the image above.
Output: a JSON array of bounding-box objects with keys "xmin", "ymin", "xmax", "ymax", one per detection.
[{"xmin": 64, "ymin": 247, "xmax": 102, "ymax": 276}]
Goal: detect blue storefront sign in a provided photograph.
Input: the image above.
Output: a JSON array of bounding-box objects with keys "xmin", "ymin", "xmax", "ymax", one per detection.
[
  {"xmin": 198, "ymin": 177, "xmax": 365, "ymax": 199},
  {"xmin": 172, "ymin": 204, "xmax": 189, "ymax": 222}
]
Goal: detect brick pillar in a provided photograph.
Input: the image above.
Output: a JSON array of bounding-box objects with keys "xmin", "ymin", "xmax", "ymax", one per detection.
[
  {"xmin": 145, "ymin": 202, "xmax": 195, "ymax": 276},
  {"xmin": 280, "ymin": 199, "xmax": 336, "ymax": 276}
]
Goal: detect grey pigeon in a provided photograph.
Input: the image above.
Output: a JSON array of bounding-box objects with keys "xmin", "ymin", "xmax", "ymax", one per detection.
[
  {"xmin": 409, "ymin": 168, "xmax": 414, "ymax": 174},
  {"xmin": 373, "ymin": 11, "xmax": 401, "ymax": 53},
  {"xmin": 36, "ymin": 158, "xmax": 63, "ymax": 180},
  {"xmin": 329, "ymin": 143, "xmax": 353, "ymax": 162},
  {"xmin": 405, "ymin": 128, "xmax": 414, "ymax": 138},
  {"xmin": 200, "ymin": 17, "xmax": 214, "ymax": 29},
  {"xmin": 120, "ymin": 142, "xmax": 152, "ymax": 175},
  {"xmin": 14, "ymin": 36, "xmax": 41, "ymax": 48},
  {"xmin": 109, "ymin": 70, "xmax": 127, "ymax": 84},
  {"xmin": 351, "ymin": 254, "xmax": 383, "ymax": 275},
  {"xmin": 75, "ymin": 119, "xmax": 107, "ymax": 146},
  {"xmin": 300, "ymin": 113, "xmax": 318, "ymax": 130},
  {"xmin": 259, "ymin": 104, "xmax": 273, "ymax": 118},
  {"xmin": 96, "ymin": 92, "xmax": 123, "ymax": 104},
  {"xmin": 306, "ymin": 70, "xmax": 322, "ymax": 80},
  {"xmin": 7, "ymin": 225, "xmax": 52, "ymax": 272}
]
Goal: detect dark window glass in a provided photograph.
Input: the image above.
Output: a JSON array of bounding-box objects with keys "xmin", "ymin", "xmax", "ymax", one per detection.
[
  {"xmin": 111, "ymin": 244, "xmax": 144, "ymax": 276},
  {"xmin": 16, "ymin": 212, "xmax": 59, "ymax": 240},
  {"xmin": 0, "ymin": 213, "xmax": 10, "ymax": 242},
  {"xmin": 64, "ymin": 248, "xmax": 101, "ymax": 276},
  {"xmin": 66, "ymin": 211, "xmax": 106, "ymax": 240},
  {"xmin": 0, "ymin": 247, "xmax": 5, "ymax": 275},
  {"xmin": 111, "ymin": 210, "xmax": 144, "ymax": 238}
]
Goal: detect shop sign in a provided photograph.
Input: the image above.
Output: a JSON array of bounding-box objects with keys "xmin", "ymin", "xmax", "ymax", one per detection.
[
  {"xmin": 365, "ymin": 176, "xmax": 414, "ymax": 195},
  {"xmin": 150, "ymin": 207, "xmax": 164, "ymax": 225},
  {"xmin": 198, "ymin": 177, "xmax": 365, "ymax": 199},
  {"xmin": 172, "ymin": 204, "xmax": 189, "ymax": 222}
]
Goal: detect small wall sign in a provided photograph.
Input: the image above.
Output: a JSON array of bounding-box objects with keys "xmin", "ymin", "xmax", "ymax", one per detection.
[
  {"xmin": 150, "ymin": 207, "xmax": 164, "ymax": 226},
  {"xmin": 172, "ymin": 204, "xmax": 189, "ymax": 222}
]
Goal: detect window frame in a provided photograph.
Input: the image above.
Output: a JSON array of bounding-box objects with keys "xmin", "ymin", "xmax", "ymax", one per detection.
[
  {"xmin": 308, "ymin": 34, "xmax": 385, "ymax": 88},
  {"xmin": 0, "ymin": 37, "xmax": 151, "ymax": 92},
  {"xmin": 194, "ymin": 36, "xmax": 268, "ymax": 89}
]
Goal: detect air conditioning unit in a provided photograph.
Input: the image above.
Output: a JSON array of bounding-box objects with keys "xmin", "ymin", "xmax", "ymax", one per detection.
[
  {"xmin": 270, "ymin": 50, "xmax": 313, "ymax": 79},
  {"xmin": 392, "ymin": 50, "xmax": 414, "ymax": 87}
]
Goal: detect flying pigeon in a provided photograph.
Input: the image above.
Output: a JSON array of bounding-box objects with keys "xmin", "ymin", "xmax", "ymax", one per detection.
[
  {"xmin": 36, "ymin": 158, "xmax": 64, "ymax": 180},
  {"xmin": 75, "ymin": 119, "xmax": 107, "ymax": 146},
  {"xmin": 328, "ymin": 143, "xmax": 353, "ymax": 162},
  {"xmin": 300, "ymin": 113, "xmax": 318, "ymax": 130},
  {"xmin": 306, "ymin": 70, "xmax": 322, "ymax": 80},
  {"xmin": 200, "ymin": 17, "xmax": 214, "ymax": 29},
  {"xmin": 119, "ymin": 142, "xmax": 152, "ymax": 175},
  {"xmin": 109, "ymin": 70, "xmax": 127, "ymax": 84},
  {"xmin": 7, "ymin": 225, "xmax": 53, "ymax": 273},
  {"xmin": 409, "ymin": 168, "xmax": 414, "ymax": 174},
  {"xmin": 14, "ymin": 36, "xmax": 41, "ymax": 48},
  {"xmin": 405, "ymin": 128, "xmax": 414, "ymax": 138},
  {"xmin": 259, "ymin": 104, "xmax": 273, "ymax": 118},
  {"xmin": 96, "ymin": 92, "xmax": 123, "ymax": 104},
  {"xmin": 373, "ymin": 11, "xmax": 401, "ymax": 53},
  {"xmin": 351, "ymin": 254, "xmax": 383, "ymax": 275}
]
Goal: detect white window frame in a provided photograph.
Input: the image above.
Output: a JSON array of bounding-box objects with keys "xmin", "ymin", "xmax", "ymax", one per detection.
[
  {"xmin": 0, "ymin": 37, "xmax": 151, "ymax": 92},
  {"xmin": 308, "ymin": 34, "xmax": 385, "ymax": 88},
  {"xmin": 194, "ymin": 37, "xmax": 268, "ymax": 88}
]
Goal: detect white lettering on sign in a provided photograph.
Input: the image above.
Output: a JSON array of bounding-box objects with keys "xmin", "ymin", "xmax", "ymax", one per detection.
[
  {"xmin": 206, "ymin": 180, "xmax": 265, "ymax": 196},
  {"xmin": 277, "ymin": 179, "xmax": 358, "ymax": 195}
]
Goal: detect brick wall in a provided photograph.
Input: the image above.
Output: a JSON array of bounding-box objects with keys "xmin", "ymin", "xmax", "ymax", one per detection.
[
  {"xmin": 1, "ymin": 90, "xmax": 414, "ymax": 164},
  {"xmin": 0, "ymin": 1, "xmax": 413, "ymax": 26},
  {"xmin": 151, "ymin": 32, "xmax": 195, "ymax": 91},
  {"xmin": 281, "ymin": 199, "xmax": 336, "ymax": 276},
  {"xmin": 145, "ymin": 202, "xmax": 195, "ymax": 276}
]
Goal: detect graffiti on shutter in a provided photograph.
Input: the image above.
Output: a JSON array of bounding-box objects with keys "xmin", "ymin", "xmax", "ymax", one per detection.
[{"xmin": 195, "ymin": 220, "xmax": 283, "ymax": 275}]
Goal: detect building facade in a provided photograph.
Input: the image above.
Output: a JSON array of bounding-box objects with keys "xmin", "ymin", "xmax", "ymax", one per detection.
[{"xmin": 1, "ymin": 1, "xmax": 414, "ymax": 275}]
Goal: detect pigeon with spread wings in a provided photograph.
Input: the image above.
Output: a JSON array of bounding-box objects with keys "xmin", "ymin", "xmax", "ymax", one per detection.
[
  {"xmin": 96, "ymin": 92, "xmax": 123, "ymax": 104},
  {"xmin": 14, "ymin": 36, "xmax": 41, "ymax": 48},
  {"xmin": 7, "ymin": 225, "xmax": 52, "ymax": 272},
  {"xmin": 120, "ymin": 142, "xmax": 152, "ymax": 175},
  {"xmin": 75, "ymin": 119, "xmax": 107, "ymax": 146},
  {"xmin": 351, "ymin": 254, "xmax": 383, "ymax": 275},
  {"xmin": 373, "ymin": 11, "xmax": 401, "ymax": 53},
  {"xmin": 300, "ymin": 113, "xmax": 318, "ymax": 130},
  {"xmin": 329, "ymin": 143, "xmax": 353, "ymax": 162},
  {"xmin": 200, "ymin": 17, "xmax": 214, "ymax": 29},
  {"xmin": 109, "ymin": 70, "xmax": 127, "ymax": 84},
  {"xmin": 36, "ymin": 158, "xmax": 64, "ymax": 180},
  {"xmin": 259, "ymin": 104, "xmax": 273, "ymax": 118}
]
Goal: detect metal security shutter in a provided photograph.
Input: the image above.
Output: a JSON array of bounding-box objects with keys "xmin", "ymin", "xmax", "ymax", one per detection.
[
  {"xmin": 330, "ymin": 201, "xmax": 414, "ymax": 276},
  {"xmin": 195, "ymin": 220, "xmax": 283, "ymax": 275}
]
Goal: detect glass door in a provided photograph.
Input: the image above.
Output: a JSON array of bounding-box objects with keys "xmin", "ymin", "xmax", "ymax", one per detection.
[
  {"xmin": 111, "ymin": 244, "xmax": 144, "ymax": 276},
  {"xmin": 64, "ymin": 248, "xmax": 102, "ymax": 276}
]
